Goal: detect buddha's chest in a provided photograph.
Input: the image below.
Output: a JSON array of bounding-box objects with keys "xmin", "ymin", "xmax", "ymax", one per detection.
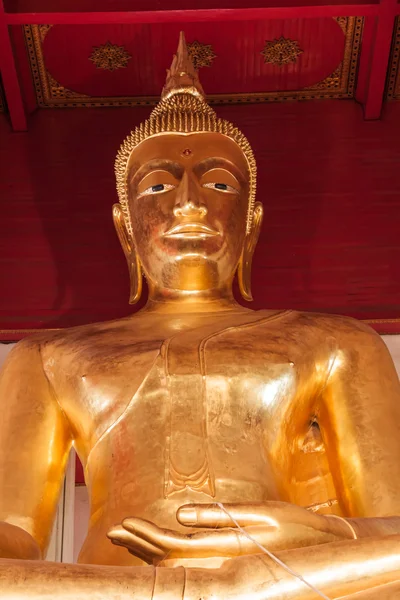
[
  {"xmin": 70, "ymin": 327, "xmax": 316, "ymax": 488},
  {"xmin": 82, "ymin": 344, "xmax": 298, "ymax": 500},
  {"xmin": 73, "ymin": 330, "xmax": 300, "ymax": 438},
  {"xmin": 56, "ymin": 313, "xmax": 334, "ymax": 479}
]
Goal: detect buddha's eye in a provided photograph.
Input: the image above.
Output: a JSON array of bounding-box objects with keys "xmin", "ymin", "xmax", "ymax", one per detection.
[
  {"xmin": 137, "ymin": 183, "xmax": 176, "ymax": 198},
  {"xmin": 202, "ymin": 182, "xmax": 239, "ymax": 194}
]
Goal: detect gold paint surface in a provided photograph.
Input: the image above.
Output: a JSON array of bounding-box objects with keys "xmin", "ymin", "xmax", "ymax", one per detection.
[{"xmin": 1, "ymin": 32, "xmax": 400, "ymax": 600}]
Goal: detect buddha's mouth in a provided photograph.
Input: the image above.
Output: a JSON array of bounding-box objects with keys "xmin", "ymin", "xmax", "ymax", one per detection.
[{"xmin": 163, "ymin": 223, "xmax": 219, "ymax": 239}]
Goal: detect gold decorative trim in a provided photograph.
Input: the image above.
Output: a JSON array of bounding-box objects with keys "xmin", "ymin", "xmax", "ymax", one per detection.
[
  {"xmin": 89, "ymin": 42, "xmax": 131, "ymax": 71},
  {"xmin": 24, "ymin": 18, "xmax": 363, "ymax": 107},
  {"xmin": 0, "ymin": 329, "xmax": 60, "ymax": 335},
  {"xmin": 305, "ymin": 16, "xmax": 362, "ymax": 96},
  {"xmin": 261, "ymin": 37, "xmax": 303, "ymax": 66},
  {"xmin": 24, "ymin": 25, "xmax": 88, "ymax": 104},
  {"xmin": 1, "ymin": 317, "xmax": 400, "ymax": 339},
  {"xmin": 48, "ymin": 72, "xmax": 88, "ymax": 100},
  {"xmin": 364, "ymin": 318, "xmax": 400, "ymax": 335},
  {"xmin": 387, "ymin": 16, "xmax": 400, "ymax": 99},
  {"xmin": 0, "ymin": 328, "xmax": 60, "ymax": 342},
  {"xmin": 187, "ymin": 41, "xmax": 216, "ymax": 69},
  {"xmin": 307, "ymin": 498, "xmax": 339, "ymax": 513},
  {"xmin": 0, "ymin": 82, "xmax": 4, "ymax": 113},
  {"xmin": 39, "ymin": 24, "xmax": 52, "ymax": 42},
  {"xmin": 364, "ymin": 318, "xmax": 400, "ymax": 324},
  {"xmin": 307, "ymin": 66, "xmax": 342, "ymax": 91},
  {"xmin": 334, "ymin": 17, "xmax": 348, "ymax": 35}
]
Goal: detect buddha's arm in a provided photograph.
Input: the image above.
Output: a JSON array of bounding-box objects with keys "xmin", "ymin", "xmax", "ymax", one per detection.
[
  {"xmin": 1, "ymin": 536, "xmax": 400, "ymax": 599},
  {"xmin": 0, "ymin": 339, "xmax": 73, "ymax": 558},
  {"xmin": 320, "ymin": 322, "xmax": 400, "ymax": 519}
]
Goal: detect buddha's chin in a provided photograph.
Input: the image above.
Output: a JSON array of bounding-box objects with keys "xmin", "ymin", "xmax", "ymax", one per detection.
[
  {"xmin": 159, "ymin": 556, "xmax": 230, "ymax": 569},
  {"xmin": 158, "ymin": 256, "xmax": 221, "ymax": 292}
]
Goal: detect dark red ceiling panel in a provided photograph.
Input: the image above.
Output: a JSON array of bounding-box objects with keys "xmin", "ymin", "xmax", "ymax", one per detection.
[
  {"xmin": 41, "ymin": 20, "xmax": 344, "ymax": 97},
  {"xmin": 19, "ymin": 17, "xmax": 361, "ymax": 108}
]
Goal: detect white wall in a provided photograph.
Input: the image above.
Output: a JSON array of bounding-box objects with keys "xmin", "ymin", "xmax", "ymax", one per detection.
[
  {"xmin": 383, "ymin": 335, "xmax": 400, "ymax": 377},
  {"xmin": 0, "ymin": 343, "xmax": 12, "ymax": 365}
]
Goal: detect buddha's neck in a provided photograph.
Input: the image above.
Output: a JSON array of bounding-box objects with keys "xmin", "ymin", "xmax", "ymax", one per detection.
[{"xmin": 143, "ymin": 283, "xmax": 247, "ymax": 315}]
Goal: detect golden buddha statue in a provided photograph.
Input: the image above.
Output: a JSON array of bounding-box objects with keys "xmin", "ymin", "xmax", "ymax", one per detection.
[{"xmin": 1, "ymin": 33, "xmax": 400, "ymax": 599}]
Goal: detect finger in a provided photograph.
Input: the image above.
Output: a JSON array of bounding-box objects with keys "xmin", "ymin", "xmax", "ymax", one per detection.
[
  {"xmin": 122, "ymin": 517, "xmax": 237, "ymax": 559},
  {"xmin": 108, "ymin": 532, "xmax": 165, "ymax": 564},
  {"xmin": 122, "ymin": 517, "xmax": 187, "ymax": 548},
  {"xmin": 187, "ymin": 525, "xmax": 295, "ymax": 557},
  {"xmin": 107, "ymin": 525, "xmax": 165, "ymax": 564},
  {"xmin": 118, "ymin": 543, "xmax": 149, "ymax": 564},
  {"xmin": 115, "ymin": 522, "xmax": 336, "ymax": 560},
  {"xmin": 126, "ymin": 536, "xmax": 166, "ymax": 565},
  {"xmin": 184, "ymin": 525, "xmax": 340, "ymax": 557},
  {"xmin": 121, "ymin": 516, "xmax": 298, "ymax": 560},
  {"xmin": 126, "ymin": 524, "xmax": 273, "ymax": 559},
  {"xmin": 107, "ymin": 526, "xmax": 150, "ymax": 562},
  {"xmin": 177, "ymin": 503, "xmax": 279, "ymax": 528}
]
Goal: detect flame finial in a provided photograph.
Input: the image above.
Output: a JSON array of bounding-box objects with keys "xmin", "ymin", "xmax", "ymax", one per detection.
[{"xmin": 161, "ymin": 31, "xmax": 205, "ymax": 99}]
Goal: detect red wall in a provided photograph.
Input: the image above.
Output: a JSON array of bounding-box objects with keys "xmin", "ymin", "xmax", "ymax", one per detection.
[{"xmin": 1, "ymin": 99, "xmax": 400, "ymax": 330}]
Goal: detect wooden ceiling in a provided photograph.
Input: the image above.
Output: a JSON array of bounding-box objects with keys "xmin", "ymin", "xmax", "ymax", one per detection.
[
  {"xmin": 1, "ymin": 0, "xmax": 400, "ymax": 129},
  {"xmin": 22, "ymin": 17, "xmax": 360, "ymax": 106}
]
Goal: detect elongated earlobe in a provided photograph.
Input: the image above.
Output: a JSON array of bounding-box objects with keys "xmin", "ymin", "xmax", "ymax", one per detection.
[
  {"xmin": 238, "ymin": 202, "xmax": 263, "ymax": 302},
  {"xmin": 127, "ymin": 252, "xmax": 142, "ymax": 304},
  {"xmin": 113, "ymin": 203, "xmax": 143, "ymax": 304}
]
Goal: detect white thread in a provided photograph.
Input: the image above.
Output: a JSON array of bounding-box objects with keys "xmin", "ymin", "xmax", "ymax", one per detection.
[
  {"xmin": 327, "ymin": 514, "xmax": 357, "ymax": 539},
  {"xmin": 216, "ymin": 502, "xmax": 331, "ymax": 600}
]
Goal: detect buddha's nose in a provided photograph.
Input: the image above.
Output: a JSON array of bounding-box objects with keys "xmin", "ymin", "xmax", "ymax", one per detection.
[
  {"xmin": 173, "ymin": 172, "xmax": 207, "ymax": 218},
  {"xmin": 174, "ymin": 200, "xmax": 207, "ymax": 218}
]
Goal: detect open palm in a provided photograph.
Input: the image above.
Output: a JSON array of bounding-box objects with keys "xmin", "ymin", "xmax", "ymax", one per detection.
[{"xmin": 107, "ymin": 501, "xmax": 347, "ymax": 564}]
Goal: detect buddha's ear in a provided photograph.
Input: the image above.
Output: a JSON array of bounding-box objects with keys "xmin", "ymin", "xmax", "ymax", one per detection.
[
  {"xmin": 112, "ymin": 204, "xmax": 142, "ymax": 304},
  {"xmin": 113, "ymin": 203, "xmax": 132, "ymax": 258},
  {"xmin": 238, "ymin": 202, "xmax": 263, "ymax": 302}
]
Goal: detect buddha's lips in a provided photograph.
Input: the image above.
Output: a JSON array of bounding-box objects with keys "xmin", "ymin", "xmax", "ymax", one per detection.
[{"xmin": 163, "ymin": 222, "xmax": 219, "ymax": 238}]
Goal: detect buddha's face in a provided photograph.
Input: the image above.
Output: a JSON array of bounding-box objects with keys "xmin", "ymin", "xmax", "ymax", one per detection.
[{"xmin": 127, "ymin": 132, "xmax": 250, "ymax": 293}]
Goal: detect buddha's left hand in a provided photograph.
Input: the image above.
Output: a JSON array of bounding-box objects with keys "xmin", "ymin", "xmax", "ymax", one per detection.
[{"xmin": 107, "ymin": 502, "xmax": 353, "ymax": 564}]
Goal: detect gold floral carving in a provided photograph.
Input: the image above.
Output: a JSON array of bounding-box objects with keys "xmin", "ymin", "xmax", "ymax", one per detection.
[
  {"xmin": 24, "ymin": 17, "xmax": 363, "ymax": 108},
  {"xmin": 334, "ymin": 17, "xmax": 348, "ymax": 35},
  {"xmin": 187, "ymin": 41, "xmax": 216, "ymax": 69},
  {"xmin": 261, "ymin": 37, "xmax": 303, "ymax": 66},
  {"xmin": 307, "ymin": 66, "xmax": 342, "ymax": 91},
  {"xmin": 39, "ymin": 24, "xmax": 52, "ymax": 42},
  {"xmin": 89, "ymin": 42, "xmax": 131, "ymax": 71},
  {"xmin": 387, "ymin": 16, "xmax": 400, "ymax": 99},
  {"xmin": 47, "ymin": 73, "xmax": 88, "ymax": 100}
]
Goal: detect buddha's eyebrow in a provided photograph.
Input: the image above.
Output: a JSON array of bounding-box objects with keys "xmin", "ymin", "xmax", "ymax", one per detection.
[
  {"xmin": 131, "ymin": 160, "xmax": 184, "ymax": 187},
  {"xmin": 194, "ymin": 157, "xmax": 246, "ymax": 184}
]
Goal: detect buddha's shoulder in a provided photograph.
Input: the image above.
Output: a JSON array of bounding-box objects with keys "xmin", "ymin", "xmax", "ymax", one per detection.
[
  {"xmin": 10, "ymin": 310, "xmax": 379, "ymax": 358},
  {"xmin": 11, "ymin": 316, "xmax": 137, "ymax": 356},
  {"xmin": 254, "ymin": 309, "xmax": 378, "ymax": 341}
]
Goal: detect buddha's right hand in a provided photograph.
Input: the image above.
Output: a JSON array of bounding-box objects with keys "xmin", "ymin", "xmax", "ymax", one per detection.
[
  {"xmin": 107, "ymin": 502, "xmax": 352, "ymax": 564},
  {"xmin": 0, "ymin": 521, "xmax": 41, "ymax": 560}
]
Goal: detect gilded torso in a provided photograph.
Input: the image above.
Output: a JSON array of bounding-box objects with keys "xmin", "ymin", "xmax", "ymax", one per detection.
[{"xmin": 40, "ymin": 309, "xmax": 348, "ymax": 565}]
